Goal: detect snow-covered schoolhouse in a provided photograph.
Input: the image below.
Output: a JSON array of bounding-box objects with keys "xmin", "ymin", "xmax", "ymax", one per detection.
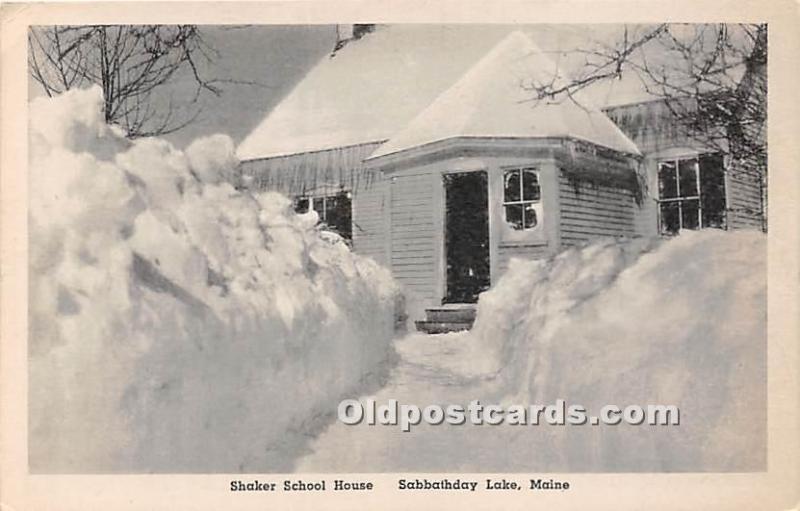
[{"xmin": 235, "ymin": 26, "xmax": 765, "ymax": 331}]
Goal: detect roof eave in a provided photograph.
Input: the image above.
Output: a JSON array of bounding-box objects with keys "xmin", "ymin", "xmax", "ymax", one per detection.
[{"xmin": 366, "ymin": 135, "xmax": 641, "ymax": 171}]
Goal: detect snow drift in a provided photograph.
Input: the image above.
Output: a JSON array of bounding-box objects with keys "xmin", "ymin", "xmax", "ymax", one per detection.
[
  {"xmin": 299, "ymin": 231, "xmax": 766, "ymax": 472},
  {"xmin": 464, "ymin": 230, "xmax": 765, "ymax": 471},
  {"xmin": 28, "ymin": 87, "xmax": 398, "ymax": 473}
]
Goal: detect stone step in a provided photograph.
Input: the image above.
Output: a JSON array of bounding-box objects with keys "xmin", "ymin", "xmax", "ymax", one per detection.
[
  {"xmin": 415, "ymin": 320, "xmax": 474, "ymax": 335},
  {"xmin": 424, "ymin": 307, "xmax": 477, "ymax": 323}
]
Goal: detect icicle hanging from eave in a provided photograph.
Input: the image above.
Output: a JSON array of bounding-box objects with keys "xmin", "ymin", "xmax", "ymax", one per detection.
[
  {"xmin": 237, "ymin": 141, "xmax": 385, "ymax": 197},
  {"xmin": 606, "ymin": 99, "xmax": 697, "ymax": 151},
  {"xmin": 557, "ymin": 138, "xmax": 645, "ymax": 204}
]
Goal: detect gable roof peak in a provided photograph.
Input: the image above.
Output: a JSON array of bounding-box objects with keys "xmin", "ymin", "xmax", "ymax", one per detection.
[{"xmin": 368, "ymin": 29, "xmax": 640, "ymax": 159}]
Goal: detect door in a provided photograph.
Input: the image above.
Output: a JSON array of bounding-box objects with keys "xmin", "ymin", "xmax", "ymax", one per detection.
[{"xmin": 443, "ymin": 171, "xmax": 490, "ymax": 304}]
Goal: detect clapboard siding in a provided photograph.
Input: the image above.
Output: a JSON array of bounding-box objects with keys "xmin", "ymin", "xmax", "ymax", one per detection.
[
  {"xmin": 389, "ymin": 173, "xmax": 437, "ymax": 302},
  {"xmin": 352, "ymin": 171, "xmax": 388, "ymax": 266},
  {"xmin": 390, "ymin": 222, "xmax": 435, "ymax": 231},
  {"xmin": 496, "ymin": 243, "xmax": 550, "ymax": 276},
  {"xmin": 727, "ymin": 160, "xmax": 765, "ymax": 230},
  {"xmin": 559, "ymin": 174, "xmax": 637, "ymax": 246}
]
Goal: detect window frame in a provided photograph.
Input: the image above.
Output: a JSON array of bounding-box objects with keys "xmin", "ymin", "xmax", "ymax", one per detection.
[
  {"xmin": 657, "ymin": 157, "xmax": 702, "ymax": 232},
  {"xmin": 656, "ymin": 153, "xmax": 727, "ymax": 235},
  {"xmin": 293, "ymin": 189, "xmax": 354, "ymax": 241},
  {"xmin": 501, "ymin": 166, "xmax": 542, "ymax": 231}
]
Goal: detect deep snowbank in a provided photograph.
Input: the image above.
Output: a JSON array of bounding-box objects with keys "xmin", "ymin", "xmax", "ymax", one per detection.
[
  {"xmin": 299, "ymin": 230, "xmax": 766, "ymax": 472},
  {"xmin": 470, "ymin": 230, "xmax": 766, "ymax": 470},
  {"xmin": 28, "ymin": 87, "xmax": 398, "ymax": 472}
]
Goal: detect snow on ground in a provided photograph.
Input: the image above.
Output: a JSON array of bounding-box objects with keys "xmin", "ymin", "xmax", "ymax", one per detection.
[
  {"xmin": 300, "ymin": 231, "xmax": 766, "ymax": 472},
  {"xmin": 28, "ymin": 87, "xmax": 399, "ymax": 473},
  {"xmin": 28, "ymin": 88, "xmax": 765, "ymax": 474}
]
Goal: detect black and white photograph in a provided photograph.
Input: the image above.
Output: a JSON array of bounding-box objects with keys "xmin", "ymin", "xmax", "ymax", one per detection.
[{"xmin": 2, "ymin": 3, "xmax": 798, "ymax": 509}]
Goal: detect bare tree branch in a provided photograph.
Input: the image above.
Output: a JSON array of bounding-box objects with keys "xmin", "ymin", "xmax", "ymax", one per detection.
[
  {"xmin": 525, "ymin": 24, "xmax": 765, "ymax": 162},
  {"xmin": 28, "ymin": 24, "xmax": 226, "ymax": 138},
  {"xmin": 525, "ymin": 23, "xmax": 767, "ymax": 228}
]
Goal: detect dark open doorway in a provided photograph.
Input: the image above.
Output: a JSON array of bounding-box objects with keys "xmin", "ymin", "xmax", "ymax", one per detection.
[{"xmin": 443, "ymin": 171, "xmax": 490, "ymax": 304}]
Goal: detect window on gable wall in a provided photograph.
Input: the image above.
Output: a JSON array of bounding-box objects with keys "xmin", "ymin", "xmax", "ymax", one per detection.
[
  {"xmin": 657, "ymin": 153, "xmax": 726, "ymax": 235},
  {"xmin": 294, "ymin": 190, "xmax": 353, "ymax": 241},
  {"xmin": 503, "ymin": 167, "xmax": 542, "ymax": 230}
]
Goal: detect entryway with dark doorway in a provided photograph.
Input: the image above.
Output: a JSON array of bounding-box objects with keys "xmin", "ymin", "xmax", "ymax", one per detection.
[{"xmin": 443, "ymin": 171, "xmax": 490, "ymax": 304}]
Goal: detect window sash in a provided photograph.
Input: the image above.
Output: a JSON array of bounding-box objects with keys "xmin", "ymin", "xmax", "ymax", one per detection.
[
  {"xmin": 659, "ymin": 199, "xmax": 701, "ymax": 233},
  {"xmin": 503, "ymin": 167, "xmax": 541, "ymax": 206},
  {"xmin": 502, "ymin": 167, "xmax": 541, "ymax": 231},
  {"xmin": 312, "ymin": 197, "xmax": 327, "ymax": 221},
  {"xmin": 657, "ymin": 155, "xmax": 726, "ymax": 234},
  {"xmin": 296, "ymin": 195, "xmax": 332, "ymax": 221},
  {"xmin": 658, "ymin": 195, "xmax": 700, "ymax": 202},
  {"xmin": 294, "ymin": 191, "xmax": 353, "ymax": 241},
  {"xmin": 658, "ymin": 157, "xmax": 701, "ymax": 201}
]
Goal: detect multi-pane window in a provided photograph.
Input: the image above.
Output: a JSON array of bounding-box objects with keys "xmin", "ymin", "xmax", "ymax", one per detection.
[
  {"xmin": 503, "ymin": 167, "xmax": 541, "ymax": 230},
  {"xmin": 294, "ymin": 190, "xmax": 353, "ymax": 241},
  {"xmin": 657, "ymin": 154, "xmax": 726, "ymax": 235}
]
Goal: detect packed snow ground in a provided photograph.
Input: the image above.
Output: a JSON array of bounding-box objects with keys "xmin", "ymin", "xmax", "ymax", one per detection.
[
  {"xmin": 28, "ymin": 87, "xmax": 398, "ymax": 473},
  {"xmin": 300, "ymin": 231, "xmax": 766, "ymax": 472}
]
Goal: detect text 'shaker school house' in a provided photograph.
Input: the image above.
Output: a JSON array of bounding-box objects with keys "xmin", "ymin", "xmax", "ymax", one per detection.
[{"xmin": 235, "ymin": 26, "xmax": 765, "ymax": 330}]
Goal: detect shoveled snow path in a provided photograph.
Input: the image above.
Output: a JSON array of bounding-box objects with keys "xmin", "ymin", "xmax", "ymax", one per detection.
[
  {"xmin": 296, "ymin": 332, "xmax": 536, "ymax": 473},
  {"xmin": 296, "ymin": 231, "xmax": 767, "ymax": 473}
]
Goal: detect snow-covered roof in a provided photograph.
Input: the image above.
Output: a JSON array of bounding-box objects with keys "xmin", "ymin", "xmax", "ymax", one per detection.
[
  {"xmin": 369, "ymin": 31, "xmax": 640, "ymax": 159},
  {"xmin": 237, "ymin": 25, "xmax": 513, "ymax": 160},
  {"xmin": 237, "ymin": 26, "xmax": 642, "ymax": 161}
]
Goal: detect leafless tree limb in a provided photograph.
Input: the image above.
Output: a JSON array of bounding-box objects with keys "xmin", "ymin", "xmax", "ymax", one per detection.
[
  {"xmin": 524, "ymin": 24, "xmax": 766, "ymax": 168},
  {"xmin": 524, "ymin": 23, "xmax": 767, "ymax": 229},
  {"xmin": 28, "ymin": 25, "xmax": 232, "ymax": 138}
]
